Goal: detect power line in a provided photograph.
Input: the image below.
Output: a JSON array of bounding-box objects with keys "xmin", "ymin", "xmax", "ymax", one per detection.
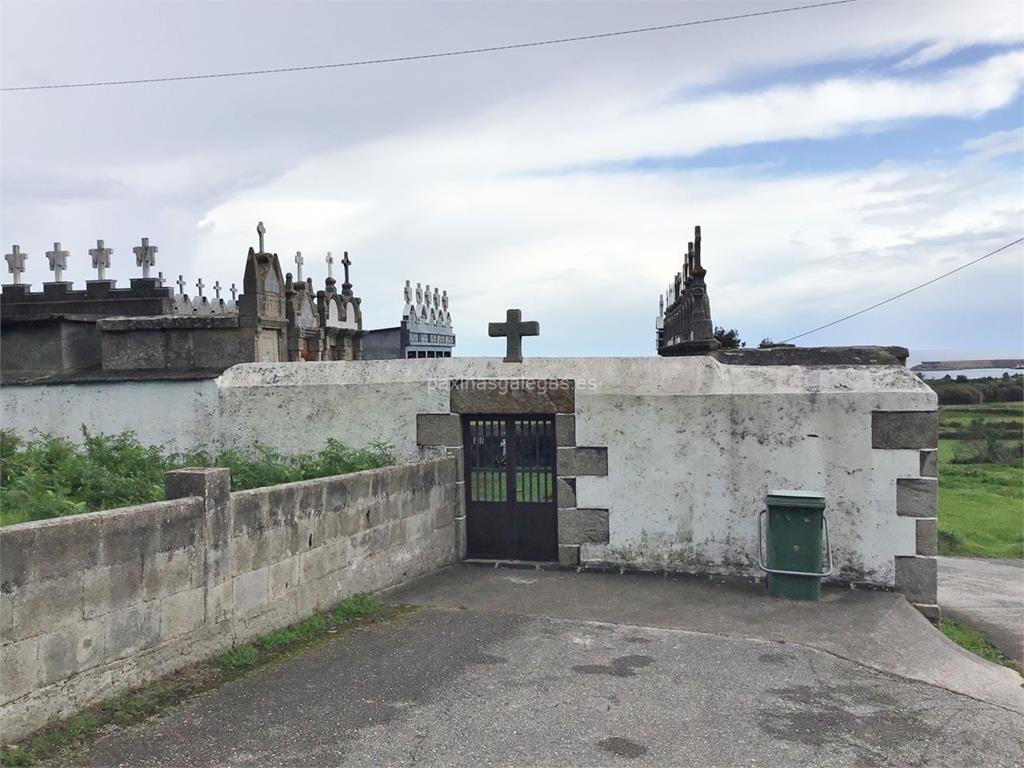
[
  {"xmin": 781, "ymin": 236, "xmax": 1024, "ymax": 343},
  {"xmin": 2, "ymin": 1, "xmax": 858, "ymax": 93}
]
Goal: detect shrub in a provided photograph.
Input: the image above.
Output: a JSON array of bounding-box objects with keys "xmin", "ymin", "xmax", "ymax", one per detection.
[{"xmin": 0, "ymin": 430, "xmax": 396, "ymax": 526}]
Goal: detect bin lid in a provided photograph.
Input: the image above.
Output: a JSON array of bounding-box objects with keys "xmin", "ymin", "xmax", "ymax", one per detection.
[{"xmin": 766, "ymin": 489, "xmax": 826, "ymax": 509}]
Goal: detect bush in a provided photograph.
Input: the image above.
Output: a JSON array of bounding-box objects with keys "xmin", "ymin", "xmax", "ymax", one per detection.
[{"xmin": 0, "ymin": 430, "xmax": 396, "ymax": 526}]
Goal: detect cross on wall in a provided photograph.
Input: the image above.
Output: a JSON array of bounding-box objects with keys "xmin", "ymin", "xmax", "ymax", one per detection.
[
  {"xmin": 133, "ymin": 237, "xmax": 158, "ymax": 278},
  {"xmin": 488, "ymin": 308, "xmax": 540, "ymax": 363},
  {"xmin": 195, "ymin": 278, "xmax": 204, "ymax": 297},
  {"xmin": 5, "ymin": 245, "xmax": 26, "ymax": 285},
  {"xmin": 46, "ymin": 242, "xmax": 69, "ymax": 282},
  {"xmin": 176, "ymin": 275, "xmax": 186, "ymax": 295},
  {"xmin": 341, "ymin": 251, "xmax": 351, "ymax": 286},
  {"xmin": 89, "ymin": 239, "xmax": 112, "ymax": 280}
]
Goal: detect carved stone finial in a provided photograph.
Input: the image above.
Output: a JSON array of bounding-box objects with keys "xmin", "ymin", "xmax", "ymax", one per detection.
[
  {"xmin": 46, "ymin": 242, "xmax": 69, "ymax": 282},
  {"xmin": 5, "ymin": 245, "xmax": 26, "ymax": 284},
  {"xmin": 176, "ymin": 274, "xmax": 186, "ymax": 295},
  {"xmin": 257, "ymin": 221, "xmax": 266, "ymax": 253},
  {"xmin": 294, "ymin": 251, "xmax": 303, "ymax": 282},
  {"xmin": 89, "ymin": 239, "xmax": 112, "ymax": 280},
  {"xmin": 325, "ymin": 251, "xmax": 333, "ymax": 279},
  {"xmin": 133, "ymin": 237, "xmax": 158, "ymax": 278},
  {"xmin": 341, "ymin": 251, "xmax": 351, "ymax": 288}
]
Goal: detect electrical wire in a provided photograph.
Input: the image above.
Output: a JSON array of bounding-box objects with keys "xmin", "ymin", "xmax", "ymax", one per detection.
[
  {"xmin": 781, "ymin": 236, "xmax": 1024, "ymax": 343},
  {"xmin": 1, "ymin": 1, "xmax": 858, "ymax": 92}
]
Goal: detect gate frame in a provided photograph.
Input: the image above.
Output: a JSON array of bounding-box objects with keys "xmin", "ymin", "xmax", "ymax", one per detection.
[{"xmin": 415, "ymin": 378, "xmax": 610, "ymax": 566}]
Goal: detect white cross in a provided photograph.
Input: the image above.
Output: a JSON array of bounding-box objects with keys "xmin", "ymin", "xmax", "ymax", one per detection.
[
  {"xmin": 5, "ymin": 245, "xmax": 26, "ymax": 285},
  {"xmin": 230, "ymin": 283, "xmax": 238, "ymax": 301},
  {"xmin": 257, "ymin": 221, "xmax": 266, "ymax": 253},
  {"xmin": 88, "ymin": 239, "xmax": 112, "ymax": 280},
  {"xmin": 195, "ymin": 277, "xmax": 204, "ymax": 297},
  {"xmin": 213, "ymin": 280, "xmax": 222, "ymax": 300},
  {"xmin": 133, "ymin": 237, "xmax": 158, "ymax": 278},
  {"xmin": 46, "ymin": 242, "xmax": 69, "ymax": 282},
  {"xmin": 176, "ymin": 275, "xmax": 186, "ymax": 294},
  {"xmin": 294, "ymin": 251, "xmax": 303, "ymax": 282},
  {"xmin": 326, "ymin": 251, "xmax": 333, "ymax": 279}
]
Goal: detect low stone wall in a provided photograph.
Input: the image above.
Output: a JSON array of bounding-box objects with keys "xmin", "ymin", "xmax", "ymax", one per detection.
[{"xmin": 0, "ymin": 457, "xmax": 460, "ymax": 742}]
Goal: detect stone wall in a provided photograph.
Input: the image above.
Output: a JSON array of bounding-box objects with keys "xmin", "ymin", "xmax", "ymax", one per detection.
[{"xmin": 0, "ymin": 458, "xmax": 460, "ymax": 741}]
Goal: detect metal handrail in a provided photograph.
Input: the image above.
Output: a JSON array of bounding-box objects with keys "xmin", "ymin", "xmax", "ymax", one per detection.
[{"xmin": 756, "ymin": 508, "xmax": 834, "ymax": 578}]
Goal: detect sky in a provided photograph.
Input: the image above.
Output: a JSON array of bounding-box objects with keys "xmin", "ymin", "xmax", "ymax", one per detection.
[{"xmin": 1, "ymin": 0, "xmax": 1022, "ymax": 360}]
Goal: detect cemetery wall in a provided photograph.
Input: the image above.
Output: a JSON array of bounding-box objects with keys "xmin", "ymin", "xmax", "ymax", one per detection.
[
  {"xmin": 0, "ymin": 356, "xmax": 938, "ymax": 611},
  {"xmin": 0, "ymin": 457, "xmax": 460, "ymax": 741}
]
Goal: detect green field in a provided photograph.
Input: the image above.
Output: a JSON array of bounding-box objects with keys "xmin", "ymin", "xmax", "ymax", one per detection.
[
  {"xmin": 469, "ymin": 470, "xmax": 554, "ymax": 503},
  {"xmin": 938, "ymin": 402, "xmax": 1023, "ymax": 559}
]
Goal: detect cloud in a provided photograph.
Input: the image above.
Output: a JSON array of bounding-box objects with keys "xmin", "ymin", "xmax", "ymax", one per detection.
[
  {"xmin": 963, "ymin": 127, "xmax": 1024, "ymax": 161},
  {"xmin": 894, "ymin": 40, "xmax": 961, "ymax": 70},
  {"xmin": 3, "ymin": 1, "xmax": 1022, "ymax": 355}
]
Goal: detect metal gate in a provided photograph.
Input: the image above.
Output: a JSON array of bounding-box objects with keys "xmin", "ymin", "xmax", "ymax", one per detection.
[{"xmin": 462, "ymin": 415, "xmax": 557, "ymax": 561}]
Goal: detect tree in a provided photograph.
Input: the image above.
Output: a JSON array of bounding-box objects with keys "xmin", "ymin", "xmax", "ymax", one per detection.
[{"xmin": 713, "ymin": 327, "xmax": 745, "ymax": 349}]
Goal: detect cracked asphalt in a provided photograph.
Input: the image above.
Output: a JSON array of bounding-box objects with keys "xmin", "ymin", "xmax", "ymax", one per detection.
[{"xmin": 60, "ymin": 566, "xmax": 1024, "ymax": 767}]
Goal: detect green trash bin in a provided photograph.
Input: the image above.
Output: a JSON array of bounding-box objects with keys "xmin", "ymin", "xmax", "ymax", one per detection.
[{"xmin": 758, "ymin": 490, "xmax": 832, "ymax": 601}]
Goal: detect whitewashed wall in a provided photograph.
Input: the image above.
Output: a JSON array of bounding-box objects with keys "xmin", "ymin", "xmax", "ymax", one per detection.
[{"xmin": 1, "ymin": 357, "xmax": 935, "ymax": 586}]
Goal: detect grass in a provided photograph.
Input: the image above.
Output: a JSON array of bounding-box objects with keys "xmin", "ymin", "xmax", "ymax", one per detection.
[
  {"xmin": 0, "ymin": 595, "xmax": 407, "ymax": 767},
  {"xmin": 0, "ymin": 429, "xmax": 395, "ymax": 527},
  {"xmin": 937, "ymin": 402, "xmax": 1023, "ymax": 559},
  {"xmin": 469, "ymin": 470, "xmax": 554, "ymax": 502},
  {"xmin": 939, "ymin": 619, "xmax": 1020, "ymax": 673}
]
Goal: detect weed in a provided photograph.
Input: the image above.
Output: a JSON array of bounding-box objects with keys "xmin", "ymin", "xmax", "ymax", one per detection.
[
  {"xmin": 940, "ymin": 619, "xmax": 1020, "ymax": 672},
  {"xmin": 0, "ymin": 430, "xmax": 395, "ymax": 526},
  {"xmin": 0, "ymin": 595, "xmax": 401, "ymax": 766}
]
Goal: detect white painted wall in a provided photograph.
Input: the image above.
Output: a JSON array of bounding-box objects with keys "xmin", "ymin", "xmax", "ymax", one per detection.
[
  {"xmin": 1, "ymin": 357, "xmax": 935, "ymax": 585},
  {"xmin": 1, "ymin": 379, "xmax": 218, "ymax": 453}
]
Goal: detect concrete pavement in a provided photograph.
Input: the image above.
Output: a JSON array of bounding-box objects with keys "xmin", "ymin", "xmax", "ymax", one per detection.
[
  {"xmin": 939, "ymin": 556, "xmax": 1024, "ymax": 665},
  {"xmin": 58, "ymin": 566, "xmax": 1024, "ymax": 767}
]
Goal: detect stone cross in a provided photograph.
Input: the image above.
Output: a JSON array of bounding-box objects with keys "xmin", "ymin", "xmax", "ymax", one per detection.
[
  {"xmin": 294, "ymin": 251, "xmax": 303, "ymax": 282},
  {"xmin": 257, "ymin": 221, "xmax": 266, "ymax": 253},
  {"xmin": 341, "ymin": 251, "xmax": 351, "ymax": 286},
  {"xmin": 5, "ymin": 245, "xmax": 26, "ymax": 285},
  {"xmin": 230, "ymin": 283, "xmax": 238, "ymax": 301},
  {"xmin": 89, "ymin": 239, "xmax": 112, "ymax": 280},
  {"xmin": 195, "ymin": 277, "xmax": 205, "ymax": 297},
  {"xmin": 176, "ymin": 275, "xmax": 186, "ymax": 295},
  {"xmin": 488, "ymin": 308, "xmax": 540, "ymax": 363},
  {"xmin": 326, "ymin": 251, "xmax": 333, "ymax": 279},
  {"xmin": 133, "ymin": 237, "xmax": 158, "ymax": 278},
  {"xmin": 46, "ymin": 242, "xmax": 69, "ymax": 282},
  {"xmin": 213, "ymin": 280, "xmax": 222, "ymax": 300},
  {"xmin": 158, "ymin": 271, "xmax": 165, "ymax": 286}
]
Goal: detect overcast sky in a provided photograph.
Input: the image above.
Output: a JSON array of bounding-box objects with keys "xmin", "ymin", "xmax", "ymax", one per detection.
[{"xmin": 2, "ymin": 0, "xmax": 1022, "ymax": 359}]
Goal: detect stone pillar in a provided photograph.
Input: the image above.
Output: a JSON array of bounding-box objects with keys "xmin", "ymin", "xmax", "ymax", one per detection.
[
  {"xmin": 165, "ymin": 468, "xmax": 233, "ymax": 625},
  {"xmin": 871, "ymin": 410, "xmax": 940, "ymax": 619}
]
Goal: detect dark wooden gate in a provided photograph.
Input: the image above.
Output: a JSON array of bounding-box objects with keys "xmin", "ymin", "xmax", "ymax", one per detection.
[{"xmin": 463, "ymin": 415, "xmax": 557, "ymax": 561}]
